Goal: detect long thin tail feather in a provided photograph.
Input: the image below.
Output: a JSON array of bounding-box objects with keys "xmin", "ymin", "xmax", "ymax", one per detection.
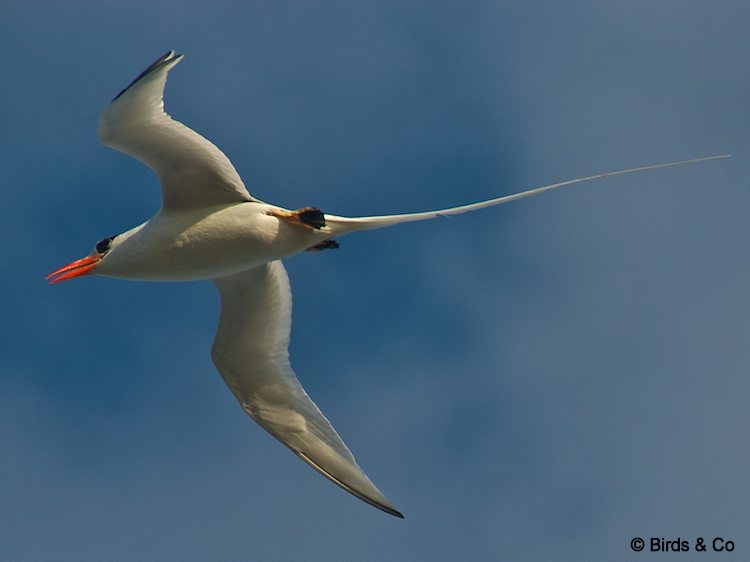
[{"xmin": 325, "ymin": 154, "xmax": 730, "ymax": 236}]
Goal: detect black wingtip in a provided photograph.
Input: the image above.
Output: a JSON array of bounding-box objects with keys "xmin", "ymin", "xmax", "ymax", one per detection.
[
  {"xmin": 355, "ymin": 493, "xmax": 405, "ymax": 519},
  {"xmin": 111, "ymin": 50, "xmax": 183, "ymax": 102},
  {"xmin": 293, "ymin": 450, "xmax": 405, "ymax": 519}
]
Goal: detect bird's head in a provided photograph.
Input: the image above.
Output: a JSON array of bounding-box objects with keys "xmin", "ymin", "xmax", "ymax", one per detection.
[{"xmin": 46, "ymin": 235, "xmax": 118, "ymax": 284}]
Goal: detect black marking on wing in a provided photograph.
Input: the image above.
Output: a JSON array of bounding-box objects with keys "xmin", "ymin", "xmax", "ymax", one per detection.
[
  {"xmin": 296, "ymin": 207, "xmax": 327, "ymax": 229},
  {"xmin": 306, "ymin": 239, "xmax": 340, "ymax": 252},
  {"xmin": 111, "ymin": 50, "xmax": 181, "ymax": 102}
]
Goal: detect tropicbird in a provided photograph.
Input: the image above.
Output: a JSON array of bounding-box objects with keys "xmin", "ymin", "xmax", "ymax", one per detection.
[{"xmin": 47, "ymin": 51, "xmax": 728, "ymax": 518}]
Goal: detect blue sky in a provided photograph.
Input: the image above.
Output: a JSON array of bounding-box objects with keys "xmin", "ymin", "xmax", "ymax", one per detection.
[{"xmin": 2, "ymin": 1, "xmax": 748, "ymax": 560}]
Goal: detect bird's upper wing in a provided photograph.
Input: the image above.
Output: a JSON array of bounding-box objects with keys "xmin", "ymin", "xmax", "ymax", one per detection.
[
  {"xmin": 211, "ymin": 261, "xmax": 403, "ymax": 518},
  {"xmin": 98, "ymin": 51, "xmax": 256, "ymax": 210}
]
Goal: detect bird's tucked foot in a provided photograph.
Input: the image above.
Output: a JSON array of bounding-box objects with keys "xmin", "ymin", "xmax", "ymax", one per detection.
[
  {"xmin": 306, "ymin": 239, "xmax": 340, "ymax": 252},
  {"xmin": 269, "ymin": 207, "xmax": 327, "ymax": 230}
]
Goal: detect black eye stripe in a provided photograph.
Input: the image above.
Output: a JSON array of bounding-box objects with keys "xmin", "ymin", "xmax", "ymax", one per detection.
[{"xmin": 96, "ymin": 235, "xmax": 116, "ymax": 254}]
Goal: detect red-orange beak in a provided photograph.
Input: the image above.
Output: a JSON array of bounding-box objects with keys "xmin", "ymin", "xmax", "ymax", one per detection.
[{"xmin": 46, "ymin": 253, "xmax": 102, "ymax": 284}]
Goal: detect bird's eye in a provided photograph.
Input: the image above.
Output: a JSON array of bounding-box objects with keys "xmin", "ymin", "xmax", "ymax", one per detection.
[{"xmin": 95, "ymin": 235, "xmax": 116, "ymax": 254}]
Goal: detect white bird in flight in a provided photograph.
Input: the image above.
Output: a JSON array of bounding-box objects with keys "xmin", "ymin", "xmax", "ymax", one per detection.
[{"xmin": 47, "ymin": 51, "xmax": 728, "ymax": 518}]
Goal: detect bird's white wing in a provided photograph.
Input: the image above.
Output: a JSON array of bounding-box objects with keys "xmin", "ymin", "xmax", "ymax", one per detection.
[
  {"xmin": 211, "ymin": 261, "xmax": 403, "ymax": 518},
  {"xmin": 98, "ymin": 51, "xmax": 256, "ymax": 210}
]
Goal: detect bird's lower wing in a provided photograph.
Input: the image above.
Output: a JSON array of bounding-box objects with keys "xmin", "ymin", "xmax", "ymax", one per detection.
[{"xmin": 211, "ymin": 261, "xmax": 403, "ymax": 518}]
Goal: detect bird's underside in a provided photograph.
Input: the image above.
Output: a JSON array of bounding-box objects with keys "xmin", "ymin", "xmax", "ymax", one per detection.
[{"xmin": 47, "ymin": 49, "xmax": 728, "ymax": 518}]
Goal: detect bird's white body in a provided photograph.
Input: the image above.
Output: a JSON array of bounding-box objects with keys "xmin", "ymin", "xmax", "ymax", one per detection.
[
  {"xmin": 48, "ymin": 51, "xmax": 727, "ymax": 518},
  {"xmin": 98, "ymin": 203, "xmax": 328, "ymax": 281}
]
